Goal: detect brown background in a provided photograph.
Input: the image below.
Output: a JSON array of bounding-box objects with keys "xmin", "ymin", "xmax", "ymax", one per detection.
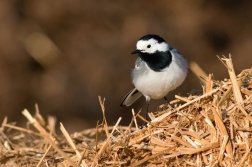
[{"xmin": 0, "ymin": 1, "xmax": 252, "ymax": 132}]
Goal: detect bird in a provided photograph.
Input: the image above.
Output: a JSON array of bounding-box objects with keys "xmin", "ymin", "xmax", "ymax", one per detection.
[{"xmin": 120, "ymin": 34, "xmax": 188, "ymax": 120}]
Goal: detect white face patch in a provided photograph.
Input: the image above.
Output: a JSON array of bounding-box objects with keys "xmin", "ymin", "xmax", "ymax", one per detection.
[{"xmin": 136, "ymin": 39, "xmax": 169, "ymax": 54}]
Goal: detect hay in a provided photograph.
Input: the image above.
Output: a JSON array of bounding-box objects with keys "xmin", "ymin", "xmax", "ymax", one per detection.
[{"xmin": 1, "ymin": 56, "xmax": 252, "ymax": 166}]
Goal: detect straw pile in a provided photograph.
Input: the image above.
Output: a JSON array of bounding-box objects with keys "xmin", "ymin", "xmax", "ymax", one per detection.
[{"xmin": 1, "ymin": 56, "xmax": 252, "ymax": 167}]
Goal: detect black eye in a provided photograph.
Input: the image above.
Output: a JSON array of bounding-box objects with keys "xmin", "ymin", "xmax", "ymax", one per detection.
[{"xmin": 147, "ymin": 45, "xmax": 151, "ymax": 48}]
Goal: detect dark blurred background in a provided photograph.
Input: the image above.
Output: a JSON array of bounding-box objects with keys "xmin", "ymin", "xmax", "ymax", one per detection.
[{"xmin": 0, "ymin": 1, "xmax": 252, "ymax": 132}]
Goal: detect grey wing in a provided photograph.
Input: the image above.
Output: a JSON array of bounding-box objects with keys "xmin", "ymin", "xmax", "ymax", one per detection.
[
  {"xmin": 170, "ymin": 47, "xmax": 181, "ymax": 54},
  {"xmin": 170, "ymin": 47, "xmax": 188, "ymax": 69},
  {"xmin": 120, "ymin": 88, "xmax": 142, "ymax": 106}
]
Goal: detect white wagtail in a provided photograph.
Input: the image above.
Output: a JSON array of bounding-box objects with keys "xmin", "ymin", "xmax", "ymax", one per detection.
[{"xmin": 121, "ymin": 34, "xmax": 188, "ymax": 119}]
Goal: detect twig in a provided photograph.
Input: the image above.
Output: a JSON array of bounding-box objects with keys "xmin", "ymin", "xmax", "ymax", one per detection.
[
  {"xmin": 222, "ymin": 55, "xmax": 243, "ymax": 104},
  {"xmin": 91, "ymin": 117, "xmax": 122, "ymax": 167},
  {"xmin": 132, "ymin": 109, "xmax": 139, "ymax": 131},
  {"xmin": 60, "ymin": 122, "xmax": 88, "ymax": 167},
  {"xmin": 177, "ymin": 88, "xmax": 219, "ymax": 111},
  {"xmin": 22, "ymin": 109, "xmax": 77, "ymax": 167},
  {"xmin": 36, "ymin": 143, "xmax": 52, "ymax": 167}
]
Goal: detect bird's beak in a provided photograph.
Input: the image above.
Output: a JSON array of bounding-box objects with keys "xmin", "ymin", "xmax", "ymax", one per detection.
[{"xmin": 131, "ymin": 49, "xmax": 141, "ymax": 54}]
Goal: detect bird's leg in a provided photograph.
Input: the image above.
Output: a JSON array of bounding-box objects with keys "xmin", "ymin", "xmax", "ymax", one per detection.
[
  {"xmin": 145, "ymin": 97, "xmax": 151, "ymax": 120},
  {"xmin": 163, "ymin": 96, "xmax": 169, "ymax": 110},
  {"xmin": 146, "ymin": 101, "xmax": 150, "ymax": 120},
  {"xmin": 164, "ymin": 96, "xmax": 168, "ymax": 103}
]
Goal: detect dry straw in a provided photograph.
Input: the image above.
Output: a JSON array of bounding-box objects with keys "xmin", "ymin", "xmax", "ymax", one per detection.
[{"xmin": 1, "ymin": 55, "xmax": 252, "ymax": 166}]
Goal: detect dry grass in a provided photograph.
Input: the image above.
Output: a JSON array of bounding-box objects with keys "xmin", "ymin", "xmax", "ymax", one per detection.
[{"xmin": 1, "ymin": 56, "xmax": 252, "ymax": 166}]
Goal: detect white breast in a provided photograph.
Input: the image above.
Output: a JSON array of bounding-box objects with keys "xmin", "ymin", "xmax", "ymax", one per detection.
[{"xmin": 132, "ymin": 51, "xmax": 187, "ymax": 99}]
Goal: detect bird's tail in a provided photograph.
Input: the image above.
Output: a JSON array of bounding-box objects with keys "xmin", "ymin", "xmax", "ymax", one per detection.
[{"xmin": 120, "ymin": 88, "xmax": 142, "ymax": 106}]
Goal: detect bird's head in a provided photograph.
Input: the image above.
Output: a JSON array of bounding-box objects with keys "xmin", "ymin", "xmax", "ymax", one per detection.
[{"xmin": 132, "ymin": 34, "xmax": 170, "ymax": 55}]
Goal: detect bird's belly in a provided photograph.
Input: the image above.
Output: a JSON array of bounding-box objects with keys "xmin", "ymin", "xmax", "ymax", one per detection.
[
  {"xmin": 133, "ymin": 73, "xmax": 171, "ymax": 99},
  {"xmin": 133, "ymin": 64, "xmax": 187, "ymax": 99}
]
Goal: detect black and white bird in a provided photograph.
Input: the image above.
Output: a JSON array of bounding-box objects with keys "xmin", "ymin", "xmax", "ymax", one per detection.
[{"xmin": 121, "ymin": 34, "xmax": 188, "ymax": 119}]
